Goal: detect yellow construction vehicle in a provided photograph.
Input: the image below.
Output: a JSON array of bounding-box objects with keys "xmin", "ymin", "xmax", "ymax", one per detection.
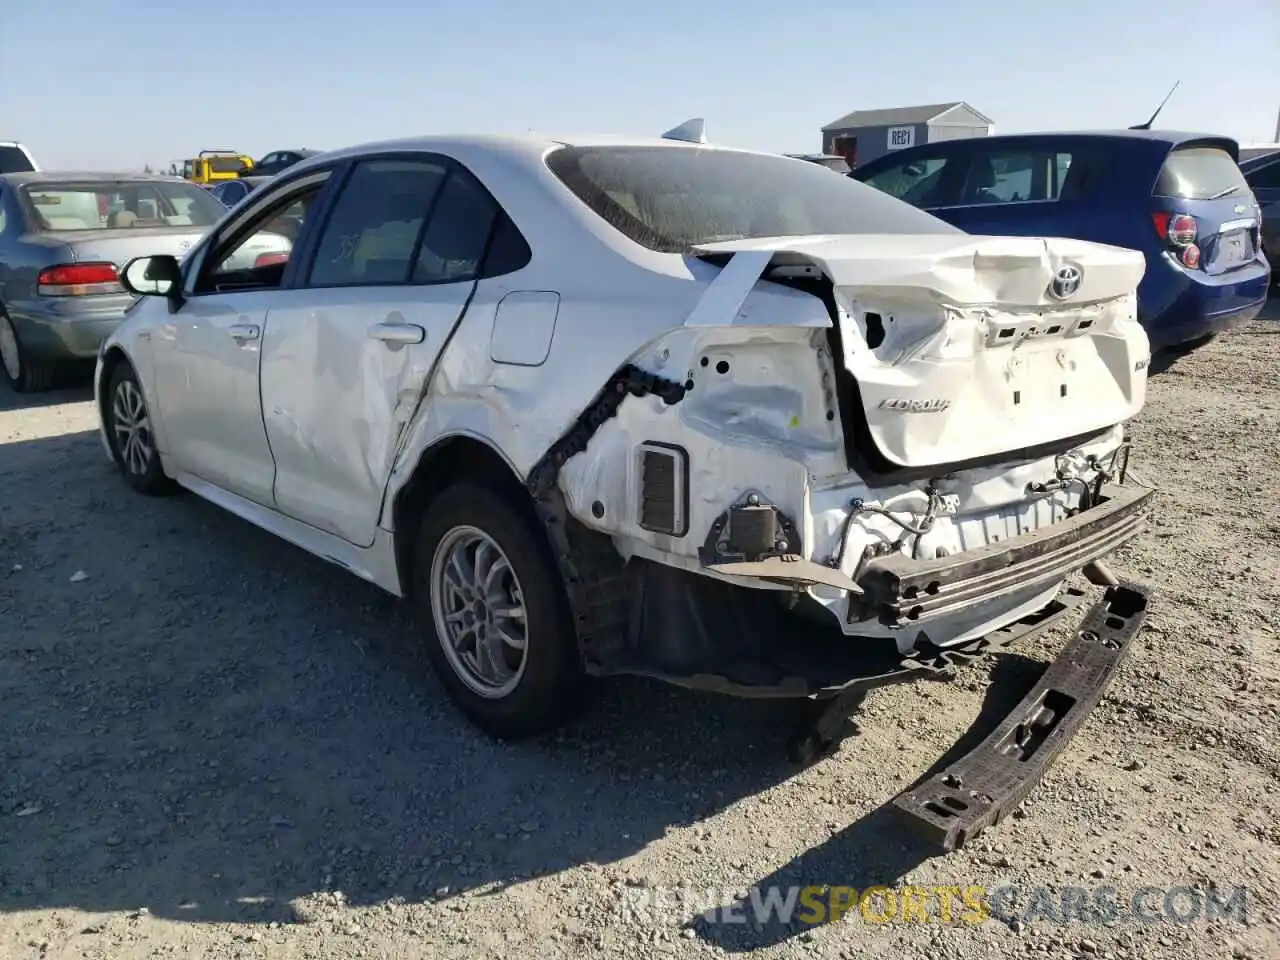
[{"xmin": 178, "ymin": 150, "xmax": 255, "ymax": 185}]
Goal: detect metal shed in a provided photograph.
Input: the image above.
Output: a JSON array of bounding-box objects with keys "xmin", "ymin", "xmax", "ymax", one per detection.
[{"xmin": 821, "ymin": 101, "xmax": 993, "ymax": 170}]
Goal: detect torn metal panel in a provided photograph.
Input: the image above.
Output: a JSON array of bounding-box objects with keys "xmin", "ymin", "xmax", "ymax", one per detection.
[{"xmin": 688, "ymin": 234, "xmax": 1149, "ymax": 472}]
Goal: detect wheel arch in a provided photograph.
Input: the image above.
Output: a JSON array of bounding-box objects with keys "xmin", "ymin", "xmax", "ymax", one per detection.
[
  {"xmin": 96, "ymin": 345, "xmax": 133, "ymax": 427},
  {"xmin": 390, "ymin": 433, "xmax": 542, "ymax": 598}
]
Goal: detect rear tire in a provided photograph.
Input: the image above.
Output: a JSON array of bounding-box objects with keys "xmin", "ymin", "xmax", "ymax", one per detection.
[
  {"xmin": 0, "ymin": 311, "xmax": 56, "ymax": 393},
  {"xmin": 105, "ymin": 361, "xmax": 175, "ymax": 496},
  {"xmin": 413, "ymin": 483, "xmax": 588, "ymax": 739}
]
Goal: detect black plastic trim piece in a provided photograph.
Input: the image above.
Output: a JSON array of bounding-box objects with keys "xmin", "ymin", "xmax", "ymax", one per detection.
[
  {"xmin": 858, "ymin": 484, "xmax": 1154, "ymax": 625},
  {"xmin": 891, "ymin": 581, "xmax": 1152, "ymax": 851},
  {"xmin": 526, "ymin": 364, "xmax": 687, "ymax": 667}
]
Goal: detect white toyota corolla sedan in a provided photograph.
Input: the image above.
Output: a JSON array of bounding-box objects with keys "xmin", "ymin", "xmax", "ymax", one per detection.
[{"xmin": 96, "ymin": 125, "xmax": 1157, "ymax": 836}]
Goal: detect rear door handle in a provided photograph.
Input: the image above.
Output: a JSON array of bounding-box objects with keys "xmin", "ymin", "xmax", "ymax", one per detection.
[
  {"xmin": 368, "ymin": 321, "xmax": 426, "ymax": 344},
  {"xmin": 229, "ymin": 323, "xmax": 260, "ymax": 342}
]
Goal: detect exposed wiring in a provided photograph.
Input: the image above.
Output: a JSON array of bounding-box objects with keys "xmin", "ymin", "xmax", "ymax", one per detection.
[{"xmin": 827, "ymin": 485, "xmax": 943, "ymax": 567}]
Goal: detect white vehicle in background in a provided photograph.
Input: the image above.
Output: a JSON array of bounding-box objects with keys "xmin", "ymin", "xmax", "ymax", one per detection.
[
  {"xmin": 0, "ymin": 141, "xmax": 38, "ymax": 174},
  {"xmin": 94, "ymin": 122, "xmax": 1156, "ymax": 850}
]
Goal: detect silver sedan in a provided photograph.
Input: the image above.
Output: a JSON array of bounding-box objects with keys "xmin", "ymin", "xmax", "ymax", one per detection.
[{"xmin": 0, "ymin": 172, "xmax": 227, "ymax": 391}]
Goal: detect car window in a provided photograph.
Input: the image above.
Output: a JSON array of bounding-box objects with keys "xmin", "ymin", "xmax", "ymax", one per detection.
[
  {"xmin": 21, "ymin": 181, "xmax": 224, "ymax": 230},
  {"xmin": 307, "ymin": 159, "xmax": 448, "ymax": 287},
  {"xmin": 861, "ymin": 156, "xmax": 952, "ymax": 207},
  {"xmin": 208, "ymin": 156, "xmax": 249, "ymax": 176},
  {"xmin": 0, "ymin": 194, "xmax": 6, "ymax": 234},
  {"xmin": 1246, "ymin": 159, "xmax": 1280, "ymax": 190},
  {"xmin": 199, "ymin": 181, "xmax": 327, "ymax": 292},
  {"xmin": 961, "ymin": 150, "xmax": 1038, "ymax": 204},
  {"xmin": 547, "ymin": 145, "xmax": 959, "ymax": 253},
  {"xmin": 412, "ymin": 169, "xmax": 502, "ymax": 284},
  {"xmin": 1154, "ymin": 145, "xmax": 1250, "ymax": 201},
  {"xmin": 956, "ymin": 148, "xmax": 1097, "ymax": 205}
]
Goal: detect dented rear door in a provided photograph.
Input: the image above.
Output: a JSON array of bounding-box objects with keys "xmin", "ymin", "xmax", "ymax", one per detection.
[
  {"xmin": 258, "ymin": 158, "xmax": 484, "ymax": 548},
  {"xmin": 260, "ymin": 284, "xmax": 471, "ymax": 547}
]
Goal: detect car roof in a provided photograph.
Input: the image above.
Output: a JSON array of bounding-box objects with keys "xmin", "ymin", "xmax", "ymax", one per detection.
[
  {"xmin": 852, "ymin": 128, "xmax": 1243, "ymax": 174},
  {"xmin": 923, "ymin": 128, "xmax": 1235, "ymax": 146},
  {"xmin": 0, "ymin": 170, "xmax": 194, "ymax": 186},
  {"xmin": 281, "ymin": 132, "xmax": 776, "ymax": 180}
]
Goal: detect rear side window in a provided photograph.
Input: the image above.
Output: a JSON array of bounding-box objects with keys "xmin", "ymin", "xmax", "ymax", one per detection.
[
  {"xmin": 0, "ymin": 145, "xmax": 35, "ymax": 174},
  {"xmin": 548, "ymin": 145, "xmax": 960, "ymax": 253},
  {"xmin": 21, "ymin": 181, "xmax": 225, "ymax": 230},
  {"xmin": 862, "ymin": 156, "xmax": 954, "ymax": 207},
  {"xmin": 412, "ymin": 172, "xmax": 495, "ymax": 283},
  {"xmin": 958, "ymin": 147, "xmax": 1105, "ymax": 205},
  {"xmin": 308, "ymin": 159, "xmax": 448, "ymax": 286},
  {"xmin": 1155, "ymin": 146, "xmax": 1250, "ymax": 200}
]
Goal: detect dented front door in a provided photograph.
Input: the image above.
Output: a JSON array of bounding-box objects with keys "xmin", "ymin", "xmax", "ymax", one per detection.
[{"xmin": 258, "ymin": 284, "xmax": 471, "ymax": 546}]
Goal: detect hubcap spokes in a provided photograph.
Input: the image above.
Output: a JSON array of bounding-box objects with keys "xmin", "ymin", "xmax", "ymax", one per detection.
[
  {"xmin": 111, "ymin": 380, "xmax": 153, "ymax": 475},
  {"xmin": 430, "ymin": 526, "xmax": 529, "ymax": 698}
]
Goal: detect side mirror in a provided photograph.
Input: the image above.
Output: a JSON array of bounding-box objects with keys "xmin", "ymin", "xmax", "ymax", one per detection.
[{"xmin": 120, "ymin": 254, "xmax": 183, "ymax": 302}]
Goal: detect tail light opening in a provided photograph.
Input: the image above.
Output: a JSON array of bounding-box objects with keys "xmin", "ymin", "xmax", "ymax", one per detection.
[
  {"xmin": 253, "ymin": 251, "xmax": 289, "ymax": 268},
  {"xmin": 37, "ymin": 262, "xmax": 122, "ymax": 297},
  {"xmin": 1152, "ymin": 211, "xmax": 1200, "ymax": 269}
]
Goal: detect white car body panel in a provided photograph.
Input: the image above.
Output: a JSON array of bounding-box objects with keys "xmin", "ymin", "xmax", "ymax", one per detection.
[
  {"xmin": 258, "ymin": 283, "xmax": 472, "ymax": 547},
  {"xmin": 152, "ymin": 290, "xmax": 277, "ymax": 504},
  {"xmin": 94, "ymin": 131, "xmax": 1153, "ymax": 662}
]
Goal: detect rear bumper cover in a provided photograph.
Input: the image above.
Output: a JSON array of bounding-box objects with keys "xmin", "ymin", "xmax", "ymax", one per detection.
[
  {"xmin": 856, "ymin": 484, "xmax": 1154, "ymax": 627},
  {"xmin": 8, "ymin": 295, "xmax": 132, "ymax": 361},
  {"xmin": 892, "ymin": 581, "xmax": 1152, "ymax": 850}
]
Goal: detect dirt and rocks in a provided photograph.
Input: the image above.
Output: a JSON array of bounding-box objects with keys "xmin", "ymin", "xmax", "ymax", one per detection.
[{"xmin": 2, "ymin": 316, "xmax": 1278, "ymax": 960}]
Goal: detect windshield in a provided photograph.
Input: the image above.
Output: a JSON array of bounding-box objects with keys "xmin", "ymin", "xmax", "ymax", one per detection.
[
  {"xmin": 546, "ymin": 145, "xmax": 962, "ymax": 253},
  {"xmin": 1154, "ymin": 145, "xmax": 1252, "ymax": 201},
  {"xmin": 22, "ymin": 180, "xmax": 226, "ymax": 231}
]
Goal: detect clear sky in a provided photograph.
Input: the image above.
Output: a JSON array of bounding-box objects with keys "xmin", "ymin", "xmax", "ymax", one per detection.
[{"xmin": 2, "ymin": 0, "xmax": 1277, "ymax": 170}]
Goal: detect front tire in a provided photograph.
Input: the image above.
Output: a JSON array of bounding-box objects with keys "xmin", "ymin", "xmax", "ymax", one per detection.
[
  {"xmin": 413, "ymin": 483, "xmax": 587, "ymax": 739},
  {"xmin": 0, "ymin": 311, "xmax": 56, "ymax": 393},
  {"xmin": 105, "ymin": 362, "xmax": 174, "ymax": 495}
]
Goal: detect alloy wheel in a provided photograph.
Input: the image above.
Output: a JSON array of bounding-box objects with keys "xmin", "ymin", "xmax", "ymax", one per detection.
[
  {"xmin": 429, "ymin": 525, "xmax": 530, "ymax": 699},
  {"xmin": 111, "ymin": 379, "xmax": 154, "ymax": 476}
]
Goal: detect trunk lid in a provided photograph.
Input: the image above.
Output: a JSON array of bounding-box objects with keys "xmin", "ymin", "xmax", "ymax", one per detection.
[
  {"xmin": 34, "ymin": 227, "xmax": 210, "ymax": 270},
  {"xmin": 692, "ymin": 233, "xmax": 1149, "ymax": 471}
]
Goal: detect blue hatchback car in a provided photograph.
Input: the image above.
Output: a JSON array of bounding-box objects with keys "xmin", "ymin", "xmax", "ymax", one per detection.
[{"xmin": 850, "ymin": 130, "xmax": 1271, "ymax": 352}]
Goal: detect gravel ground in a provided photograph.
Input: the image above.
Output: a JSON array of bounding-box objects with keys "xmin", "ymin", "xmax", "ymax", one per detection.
[{"xmin": 2, "ymin": 312, "xmax": 1279, "ymax": 960}]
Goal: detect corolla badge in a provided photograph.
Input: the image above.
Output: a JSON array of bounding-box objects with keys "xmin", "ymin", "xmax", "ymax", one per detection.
[{"xmin": 1048, "ymin": 264, "xmax": 1083, "ymax": 300}]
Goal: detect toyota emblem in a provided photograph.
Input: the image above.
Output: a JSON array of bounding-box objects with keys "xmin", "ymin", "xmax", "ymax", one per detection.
[{"xmin": 1049, "ymin": 264, "xmax": 1083, "ymax": 300}]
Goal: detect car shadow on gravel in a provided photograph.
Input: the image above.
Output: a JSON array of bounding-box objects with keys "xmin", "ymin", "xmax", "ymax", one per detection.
[
  {"xmin": 684, "ymin": 654, "xmax": 1048, "ymax": 951},
  {"xmin": 2, "ymin": 427, "xmax": 912, "ymax": 928},
  {"xmin": 0, "ymin": 367, "xmax": 94, "ymax": 412}
]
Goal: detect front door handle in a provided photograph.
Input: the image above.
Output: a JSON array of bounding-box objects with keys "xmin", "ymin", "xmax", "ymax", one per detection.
[
  {"xmin": 368, "ymin": 322, "xmax": 425, "ymax": 344},
  {"xmin": 229, "ymin": 323, "xmax": 260, "ymax": 342}
]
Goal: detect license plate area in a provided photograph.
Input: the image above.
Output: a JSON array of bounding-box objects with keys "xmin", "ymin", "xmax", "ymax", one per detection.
[
  {"xmin": 1211, "ymin": 228, "xmax": 1255, "ymax": 269},
  {"xmin": 998, "ymin": 346, "xmax": 1081, "ymax": 417}
]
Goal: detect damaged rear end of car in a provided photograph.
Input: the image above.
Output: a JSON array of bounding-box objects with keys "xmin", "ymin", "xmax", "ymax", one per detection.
[{"xmin": 529, "ymin": 148, "xmax": 1156, "ymax": 847}]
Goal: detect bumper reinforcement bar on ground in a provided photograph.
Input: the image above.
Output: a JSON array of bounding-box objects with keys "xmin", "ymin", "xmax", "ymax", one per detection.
[
  {"xmin": 890, "ymin": 581, "xmax": 1152, "ymax": 851},
  {"xmin": 857, "ymin": 484, "xmax": 1154, "ymax": 626}
]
